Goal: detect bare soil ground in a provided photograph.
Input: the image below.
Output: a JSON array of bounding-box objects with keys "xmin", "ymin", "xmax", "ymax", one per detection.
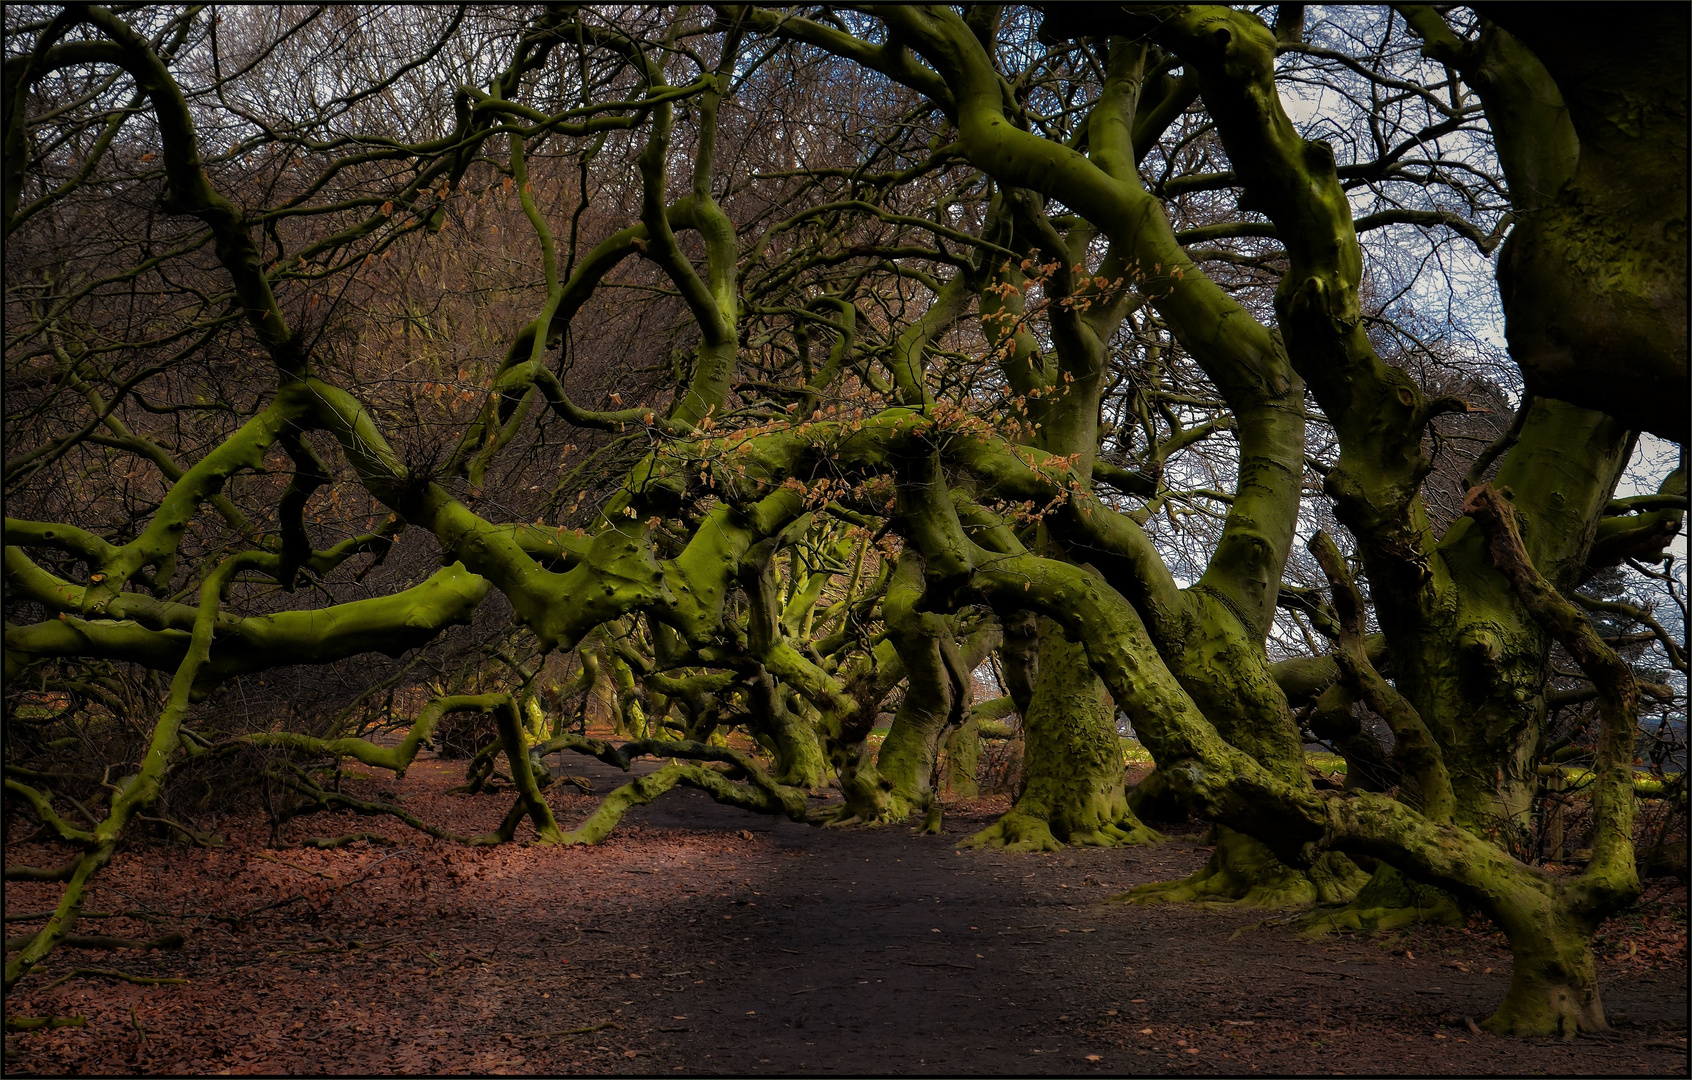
[{"xmin": 5, "ymin": 749, "xmax": 1687, "ymax": 1075}]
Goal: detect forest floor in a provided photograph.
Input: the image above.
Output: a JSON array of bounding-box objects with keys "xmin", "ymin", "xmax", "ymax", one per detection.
[{"xmin": 4, "ymin": 747, "xmax": 1687, "ymax": 1076}]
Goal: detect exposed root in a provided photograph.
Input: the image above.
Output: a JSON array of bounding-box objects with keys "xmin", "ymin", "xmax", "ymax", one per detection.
[
  {"xmin": 963, "ymin": 805, "xmax": 1166, "ymax": 851},
  {"xmin": 959, "ymin": 803, "xmax": 1166, "ymax": 851},
  {"xmin": 522, "ymin": 1021, "xmax": 623, "ymax": 1039},
  {"xmin": 36, "ymin": 967, "xmax": 189, "ymax": 992},
  {"xmin": 136, "ymin": 814, "xmax": 225, "ymax": 848},
  {"xmin": 1297, "ymin": 862, "xmax": 1463, "ymax": 935},
  {"xmin": 1120, "ymin": 828, "xmax": 1363, "ymax": 910},
  {"xmin": 814, "ymin": 746, "xmax": 908, "ymax": 827},
  {"xmin": 548, "ymin": 761, "xmax": 810, "ymax": 844},
  {"xmin": 1122, "ymin": 860, "xmax": 1315, "ymax": 909},
  {"xmin": 817, "ymin": 813, "xmax": 868, "ymax": 827},
  {"xmin": 276, "ymin": 773, "xmax": 471, "ymax": 844},
  {"xmin": 1485, "ymin": 980, "xmax": 1608, "ymax": 1039},
  {"xmin": 297, "ymin": 833, "xmax": 396, "ymax": 850},
  {"xmin": 1083, "ymin": 818, "xmax": 1167, "ymax": 847},
  {"xmin": 4, "ymin": 932, "xmax": 184, "ymax": 954},
  {"xmin": 3, "ymin": 858, "xmax": 80, "ymax": 883},
  {"xmin": 960, "ymin": 808, "xmax": 1065, "ymax": 851},
  {"xmin": 3, "ymin": 910, "xmax": 155, "ymax": 926},
  {"xmin": 815, "ymin": 790, "xmax": 912, "ymax": 828},
  {"xmin": 920, "ymin": 796, "xmax": 944, "ymax": 835}
]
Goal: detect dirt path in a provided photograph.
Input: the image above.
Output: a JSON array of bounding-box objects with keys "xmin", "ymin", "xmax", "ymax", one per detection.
[{"xmin": 5, "ymin": 752, "xmax": 1687, "ymax": 1075}]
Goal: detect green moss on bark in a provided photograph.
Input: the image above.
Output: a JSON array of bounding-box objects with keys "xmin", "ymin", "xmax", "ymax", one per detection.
[
  {"xmin": 1297, "ymin": 862, "xmax": 1463, "ymax": 935},
  {"xmin": 964, "ymin": 621, "xmax": 1162, "ymax": 850},
  {"xmin": 1124, "ymin": 826, "xmax": 1365, "ymax": 910}
]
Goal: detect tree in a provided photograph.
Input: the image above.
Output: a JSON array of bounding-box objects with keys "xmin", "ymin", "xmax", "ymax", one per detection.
[{"xmin": 4, "ymin": 3, "xmax": 1684, "ymax": 1038}]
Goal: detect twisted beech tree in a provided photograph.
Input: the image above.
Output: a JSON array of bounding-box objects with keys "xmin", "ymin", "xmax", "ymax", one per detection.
[{"xmin": 4, "ymin": 4, "xmax": 1685, "ymax": 1038}]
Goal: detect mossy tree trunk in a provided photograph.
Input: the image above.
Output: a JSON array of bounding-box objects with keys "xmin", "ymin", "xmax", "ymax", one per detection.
[
  {"xmin": 1129, "ymin": 6, "xmax": 1665, "ymax": 1033},
  {"xmin": 963, "ymin": 620, "xmax": 1161, "ymax": 850},
  {"xmin": 874, "ymin": 626, "xmax": 998, "ymax": 825},
  {"xmin": 944, "ymin": 695, "xmax": 1016, "ymax": 798},
  {"xmin": 8, "ymin": 4, "xmax": 1680, "ymax": 1040},
  {"xmin": 875, "ymin": 552, "xmax": 1001, "ymax": 823},
  {"xmin": 744, "ymin": 665, "xmax": 828, "ymax": 791}
]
